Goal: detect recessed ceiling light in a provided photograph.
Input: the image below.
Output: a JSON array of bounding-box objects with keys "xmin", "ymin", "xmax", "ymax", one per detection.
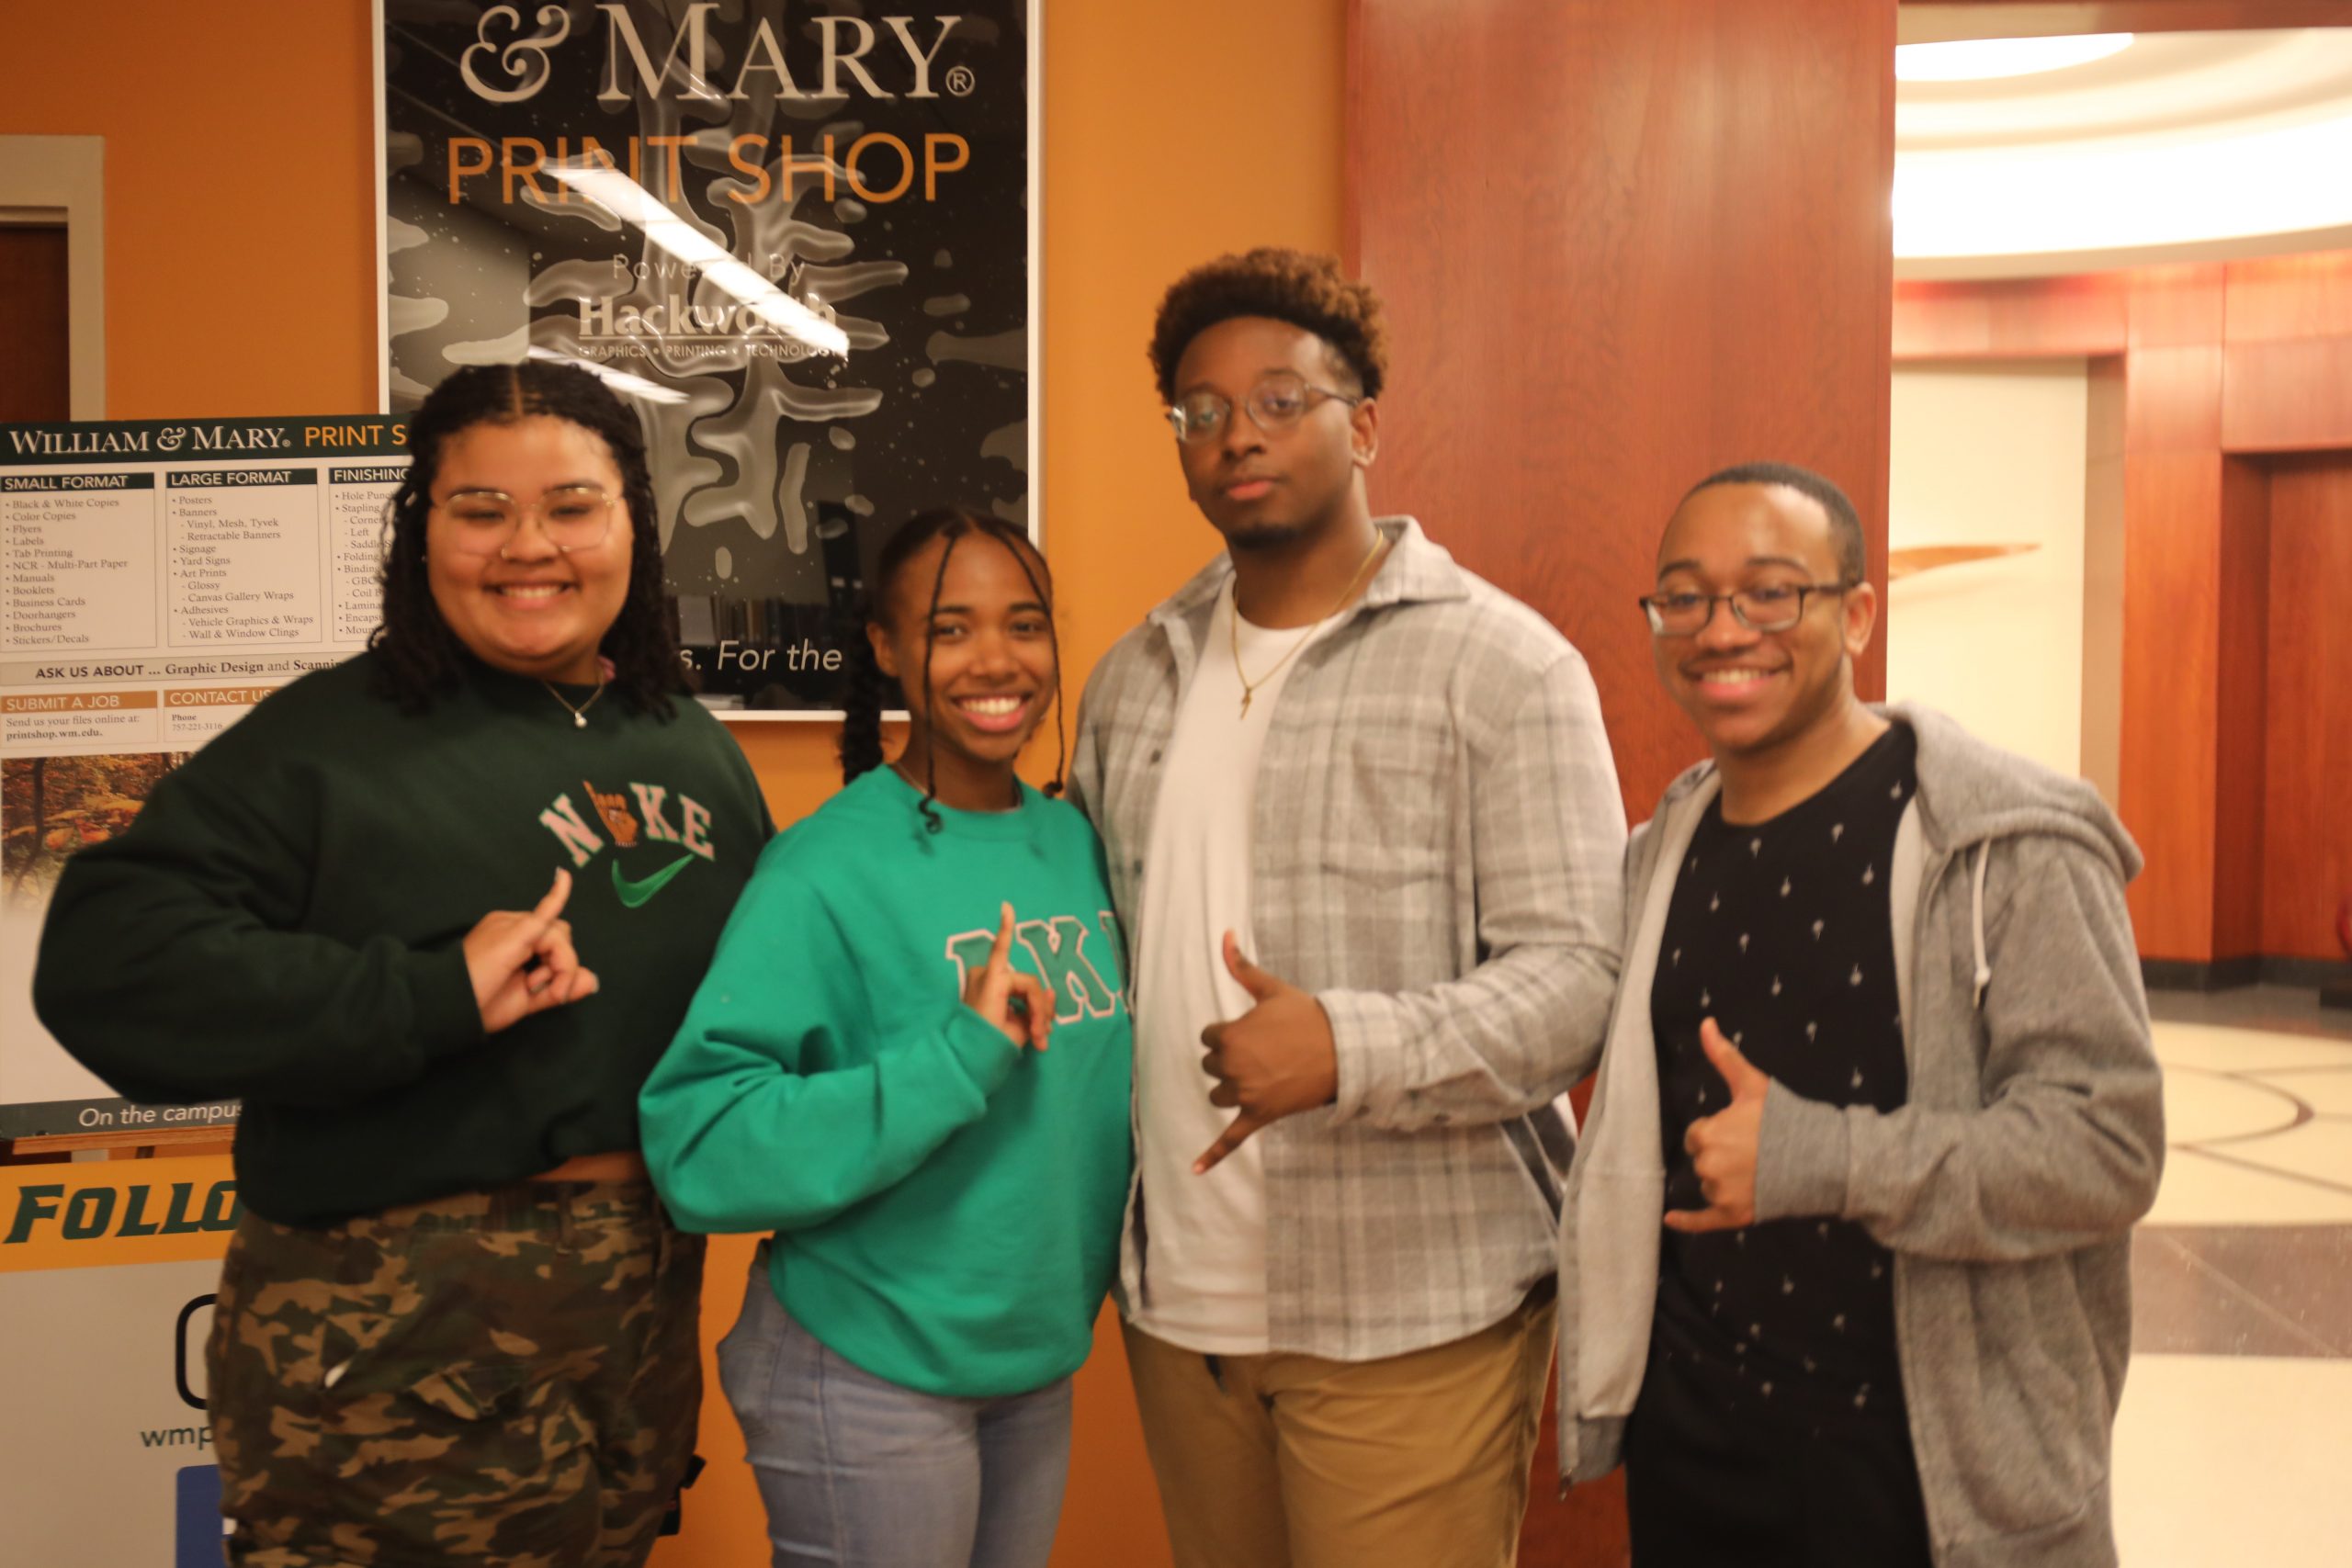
[{"xmin": 1895, "ymin": 34, "xmax": 2134, "ymax": 84}]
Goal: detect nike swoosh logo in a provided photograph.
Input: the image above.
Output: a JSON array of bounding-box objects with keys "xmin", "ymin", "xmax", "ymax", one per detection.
[{"xmin": 611, "ymin": 853, "xmax": 696, "ymax": 908}]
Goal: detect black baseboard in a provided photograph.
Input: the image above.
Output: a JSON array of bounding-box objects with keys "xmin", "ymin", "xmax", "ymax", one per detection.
[
  {"xmin": 2142, "ymin": 954, "xmax": 2352, "ymax": 993},
  {"xmin": 2142, "ymin": 957, "xmax": 2262, "ymax": 992},
  {"xmin": 2259, "ymin": 955, "xmax": 2352, "ymax": 989}
]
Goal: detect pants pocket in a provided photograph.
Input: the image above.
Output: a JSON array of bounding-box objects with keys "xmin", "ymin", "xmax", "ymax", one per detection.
[{"xmin": 718, "ymin": 1242, "xmax": 786, "ymax": 1442}]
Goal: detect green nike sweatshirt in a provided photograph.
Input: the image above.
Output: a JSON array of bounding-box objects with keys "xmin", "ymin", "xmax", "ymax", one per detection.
[
  {"xmin": 639, "ymin": 765, "xmax": 1134, "ymax": 1399},
  {"xmin": 31, "ymin": 651, "xmax": 772, "ymax": 1224}
]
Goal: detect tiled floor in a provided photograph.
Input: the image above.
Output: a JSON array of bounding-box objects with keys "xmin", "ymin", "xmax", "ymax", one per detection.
[{"xmin": 2114, "ymin": 990, "xmax": 2352, "ymax": 1565}]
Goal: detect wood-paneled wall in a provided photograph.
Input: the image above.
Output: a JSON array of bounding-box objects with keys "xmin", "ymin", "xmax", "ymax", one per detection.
[
  {"xmin": 2262, "ymin": 456, "xmax": 2352, "ymax": 961},
  {"xmin": 1348, "ymin": 0, "xmax": 1896, "ymax": 821},
  {"xmin": 2213, "ymin": 456, "xmax": 2272, "ymax": 957},
  {"xmin": 2224, "ymin": 254, "xmax": 2352, "ymax": 452},
  {"xmin": 1350, "ymin": 5, "xmax": 1900, "ymax": 1560},
  {"xmin": 2119, "ymin": 265, "xmax": 2232, "ymax": 957},
  {"xmin": 1895, "ymin": 251, "xmax": 2352, "ymax": 968}
]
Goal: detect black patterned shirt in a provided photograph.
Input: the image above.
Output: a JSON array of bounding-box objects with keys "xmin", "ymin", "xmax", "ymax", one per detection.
[{"xmin": 1649, "ymin": 725, "xmax": 1918, "ymax": 1424}]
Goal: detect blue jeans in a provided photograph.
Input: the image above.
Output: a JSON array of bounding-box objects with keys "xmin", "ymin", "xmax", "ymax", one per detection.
[{"xmin": 718, "ymin": 1250, "xmax": 1073, "ymax": 1568}]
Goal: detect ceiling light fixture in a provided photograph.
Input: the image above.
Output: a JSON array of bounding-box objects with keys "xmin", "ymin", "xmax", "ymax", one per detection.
[{"xmin": 1895, "ymin": 33, "xmax": 2134, "ymax": 84}]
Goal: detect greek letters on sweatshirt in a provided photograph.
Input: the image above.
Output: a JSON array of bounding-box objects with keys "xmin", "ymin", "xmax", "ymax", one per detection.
[
  {"xmin": 31, "ymin": 652, "xmax": 772, "ymax": 1224},
  {"xmin": 639, "ymin": 765, "xmax": 1134, "ymax": 1400}
]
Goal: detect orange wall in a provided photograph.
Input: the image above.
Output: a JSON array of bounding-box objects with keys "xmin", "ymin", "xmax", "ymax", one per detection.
[{"xmin": 0, "ymin": 3, "xmax": 1348, "ymax": 1562}]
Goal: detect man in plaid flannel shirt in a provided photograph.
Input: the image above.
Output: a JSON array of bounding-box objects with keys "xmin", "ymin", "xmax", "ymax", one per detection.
[{"xmin": 1066, "ymin": 248, "xmax": 1626, "ymax": 1568}]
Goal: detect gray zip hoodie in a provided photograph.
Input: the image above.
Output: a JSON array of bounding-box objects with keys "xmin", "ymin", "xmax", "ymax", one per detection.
[{"xmin": 1557, "ymin": 704, "xmax": 2165, "ymax": 1567}]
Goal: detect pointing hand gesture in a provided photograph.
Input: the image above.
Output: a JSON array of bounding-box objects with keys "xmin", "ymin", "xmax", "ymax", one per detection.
[
  {"xmin": 965, "ymin": 902, "xmax": 1057, "ymax": 1050},
  {"xmin": 1663, "ymin": 1018, "xmax": 1772, "ymax": 1234},
  {"xmin": 464, "ymin": 869, "xmax": 600, "ymax": 1034},
  {"xmin": 1194, "ymin": 932, "xmax": 1338, "ymax": 1174}
]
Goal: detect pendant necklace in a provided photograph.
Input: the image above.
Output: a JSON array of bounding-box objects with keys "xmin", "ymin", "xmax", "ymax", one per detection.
[
  {"xmin": 1230, "ymin": 534, "xmax": 1388, "ymax": 717},
  {"xmin": 542, "ymin": 678, "xmax": 607, "ymax": 729}
]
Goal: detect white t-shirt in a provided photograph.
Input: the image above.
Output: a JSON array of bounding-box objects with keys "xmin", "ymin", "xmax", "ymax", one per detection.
[{"xmin": 1130, "ymin": 584, "xmax": 1335, "ymax": 1354}]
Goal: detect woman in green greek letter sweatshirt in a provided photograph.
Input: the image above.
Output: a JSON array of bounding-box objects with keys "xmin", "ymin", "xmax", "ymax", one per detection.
[{"xmin": 640, "ymin": 509, "xmax": 1132, "ymax": 1568}]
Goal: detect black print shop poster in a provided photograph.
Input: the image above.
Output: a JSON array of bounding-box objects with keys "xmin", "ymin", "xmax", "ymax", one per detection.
[{"xmin": 379, "ymin": 2, "xmax": 1035, "ymax": 711}]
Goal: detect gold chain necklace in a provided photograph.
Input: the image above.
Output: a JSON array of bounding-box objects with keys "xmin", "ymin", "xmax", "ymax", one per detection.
[
  {"xmin": 541, "ymin": 677, "xmax": 608, "ymax": 729},
  {"xmin": 1229, "ymin": 534, "xmax": 1388, "ymax": 717}
]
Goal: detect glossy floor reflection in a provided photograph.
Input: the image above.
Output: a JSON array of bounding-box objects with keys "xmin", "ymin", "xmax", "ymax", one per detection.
[{"xmin": 2114, "ymin": 994, "xmax": 2352, "ymax": 1566}]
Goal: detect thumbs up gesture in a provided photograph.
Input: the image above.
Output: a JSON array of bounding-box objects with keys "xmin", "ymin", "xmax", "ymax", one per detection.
[
  {"xmin": 1194, "ymin": 931, "xmax": 1338, "ymax": 1174},
  {"xmin": 1663, "ymin": 1018, "xmax": 1773, "ymax": 1235}
]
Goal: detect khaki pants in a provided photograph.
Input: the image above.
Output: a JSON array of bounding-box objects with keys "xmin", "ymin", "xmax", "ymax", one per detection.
[{"xmin": 1123, "ymin": 1291, "xmax": 1556, "ymax": 1568}]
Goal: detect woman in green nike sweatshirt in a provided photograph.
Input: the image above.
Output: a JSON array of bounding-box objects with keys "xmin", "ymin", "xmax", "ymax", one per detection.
[
  {"xmin": 32, "ymin": 362, "xmax": 772, "ymax": 1568},
  {"xmin": 640, "ymin": 508, "xmax": 1134, "ymax": 1568}
]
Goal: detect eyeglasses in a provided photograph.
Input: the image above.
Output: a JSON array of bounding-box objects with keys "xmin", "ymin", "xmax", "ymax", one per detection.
[
  {"xmin": 433, "ymin": 486, "xmax": 617, "ymax": 557},
  {"xmin": 1167, "ymin": 371, "xmax": 1363, "ymax": 444},
  {"xmin": 1640, "ymin": 581, "xmax": 1853, "ymax": 636}
]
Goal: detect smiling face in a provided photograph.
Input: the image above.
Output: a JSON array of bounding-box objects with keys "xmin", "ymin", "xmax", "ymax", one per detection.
[
  {"xmin": 1652, "ymin": 481, "xmax": 1877, "ymax": 763},
  {"xmin": 870, "ymin": 529, "xmax": 1057, "ymax": 795},
  {"xmin": 1170, "ymin": 314, "xmax": 1376, "ymax": 552},
  {"xmin": 423, "ymin": 415, "xmax": 632, "ymax": 685}
]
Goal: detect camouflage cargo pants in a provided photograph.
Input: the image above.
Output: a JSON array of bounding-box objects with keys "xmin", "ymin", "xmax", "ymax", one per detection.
[{"xmin": 207, "ymin": 1180, "xmax": 706, "ymax": 1568}]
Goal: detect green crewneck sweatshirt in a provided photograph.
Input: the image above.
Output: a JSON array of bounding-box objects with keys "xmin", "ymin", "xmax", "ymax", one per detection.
[
  {"xmin": 639, "ymin": 766, "xmax": 1133, "ymax": 1399},
  {"xmin": 32, "ymin": 651, "xmax": 771, "ymax": 1224}
]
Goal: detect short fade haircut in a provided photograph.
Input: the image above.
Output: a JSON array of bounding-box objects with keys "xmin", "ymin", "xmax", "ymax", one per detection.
[
  {"xmin": 1148, "ymin": 248, "xmax": 1389, "ymax": 404},
  {"xmin": 1683, "ymin": 461, "xmax": 1868, "ymax": 585}
]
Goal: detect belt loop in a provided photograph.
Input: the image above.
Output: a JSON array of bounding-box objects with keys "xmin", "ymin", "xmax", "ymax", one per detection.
[{"xmin": 1204, "ymin": 1353, "xmax": 1227, "ymax": 1394}]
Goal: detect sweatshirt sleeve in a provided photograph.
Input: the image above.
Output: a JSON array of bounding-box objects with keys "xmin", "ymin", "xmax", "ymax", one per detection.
[
  {"xmin": 639, "ymin": 847, "xmax": 1026, "ymax": 1235},
  {"xmin": 1754, "ymin": 836, "xmax": 2165, "ymax": 1261},
  {"xmin": 1318, "ymin": 650, "xmax": 1627, "ymax": 1129},
  {"xmin": 30, "ymin": 751, "xmax": 484, "ymax": 1111}
]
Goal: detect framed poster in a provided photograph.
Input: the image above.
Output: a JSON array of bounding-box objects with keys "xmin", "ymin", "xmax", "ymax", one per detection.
[{"xmin": 377, "ymin": 1, "xmax": 1039, "ymax": 716}]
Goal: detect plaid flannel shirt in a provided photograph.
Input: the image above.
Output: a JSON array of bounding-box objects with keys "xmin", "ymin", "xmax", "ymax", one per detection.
[{"xmin": 1068, "ymin": 517, "xmax": 1626, "ymax": 1360}]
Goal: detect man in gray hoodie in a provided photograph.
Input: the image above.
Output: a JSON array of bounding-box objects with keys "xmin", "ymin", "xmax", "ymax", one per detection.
[{"xmin": 1557, "ymin": 462, "xmax": 2164, "ymax": 1567}]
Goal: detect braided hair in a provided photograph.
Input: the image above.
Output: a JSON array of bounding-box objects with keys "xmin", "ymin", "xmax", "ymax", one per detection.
[
  {"xmin": 840, "ymin": 508, "xmax": 1065, "ymax": 833},
  {"xmin": 370, "ymin": 361, "xmax": 685, "ymax": 715}
]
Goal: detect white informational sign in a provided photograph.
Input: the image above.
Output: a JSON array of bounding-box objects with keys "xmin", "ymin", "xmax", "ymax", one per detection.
[{"xmin": 1, "ymin": 417, "xmax": 407, "ymax": 1139}]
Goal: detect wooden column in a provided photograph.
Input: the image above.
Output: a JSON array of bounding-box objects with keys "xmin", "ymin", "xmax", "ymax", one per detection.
[
  {"xmin": 2117, "ymin": 265, "xmax": 2233, "ymax": 960},
  {"xmin": 1346, "ymin": 0, "xmax": 1897, "ymax": 820},
  {"xmin": 1348, "ymin": 5, "xmax": 1899, "ymax": 1561}
]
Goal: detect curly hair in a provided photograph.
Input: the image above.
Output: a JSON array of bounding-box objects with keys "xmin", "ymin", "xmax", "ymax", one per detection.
[
  {"xmin": 1148, "ymin": 247, "xmax": 1389, "ymax": 403},
  {"xmin": 840, "ymin": 508, "xmax": 1065, "ymax": 833},
  {"xmin": 369, "ymin": 361, "xmax": 686, "ymax": 716}
]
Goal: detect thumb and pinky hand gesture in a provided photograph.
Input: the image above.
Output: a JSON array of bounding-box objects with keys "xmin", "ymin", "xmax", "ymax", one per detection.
[{"xmin": 1193, "ymin": 931, "xmax": 1335, "ymax": 1176}]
